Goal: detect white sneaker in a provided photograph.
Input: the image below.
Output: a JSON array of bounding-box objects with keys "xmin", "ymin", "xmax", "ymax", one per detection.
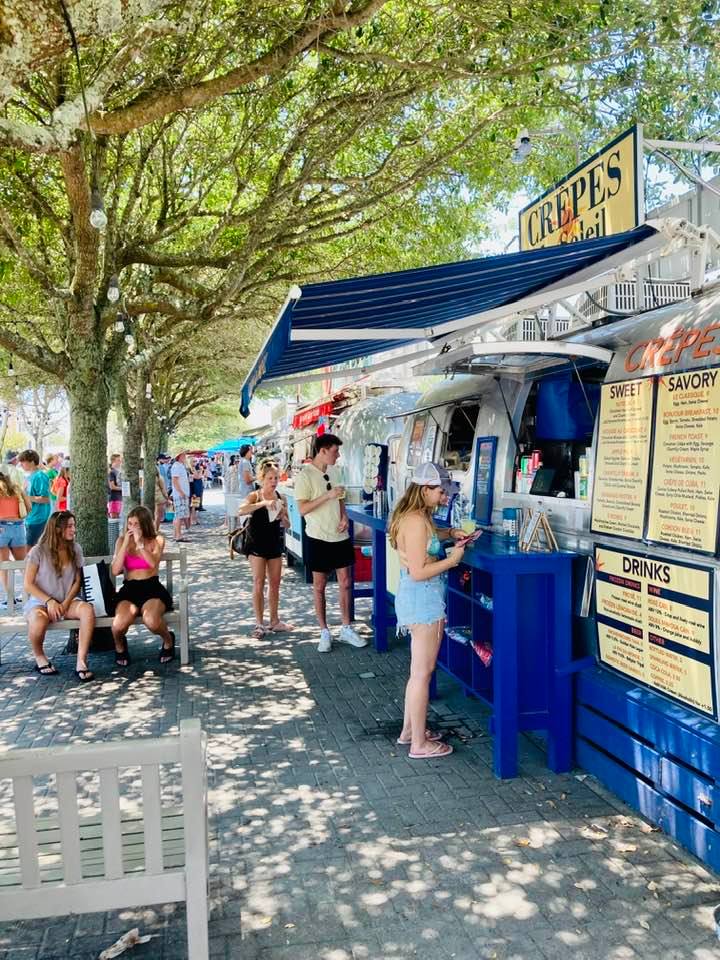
[
  {"xmin": 318, "ymin": 628, "xmax": 332, "ymax": 653},
  {"xmin": 338, "ymin": 625, "xmax": 368, "ymax": 648}
]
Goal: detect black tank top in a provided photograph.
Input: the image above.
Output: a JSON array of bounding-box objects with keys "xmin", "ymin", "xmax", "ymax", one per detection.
[{"xmin": 245, "ymin": 493, "xmax": 284, "ymax": 553}]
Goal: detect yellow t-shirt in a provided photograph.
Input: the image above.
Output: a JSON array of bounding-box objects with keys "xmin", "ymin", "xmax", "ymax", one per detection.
[{"xmin": 294, "ymin": 463, "xmax": 347, "ymax": 543}]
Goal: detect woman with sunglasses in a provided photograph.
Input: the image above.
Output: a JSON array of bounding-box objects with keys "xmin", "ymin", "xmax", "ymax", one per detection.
[
  {"xmin": 388, "ymin": 463, "xmax": 469, "ymax": 759},
  {"xmin": 23, "ymin": 511, "xmax": 96, "ymax": 681}
]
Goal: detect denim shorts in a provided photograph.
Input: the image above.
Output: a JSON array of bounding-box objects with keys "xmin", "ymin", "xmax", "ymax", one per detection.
[
  {"xmin": 395, "ymin": 569, "xmax": 446, "ymax": 630},
  {"xmin": 0, "ymin": 521, "xmax": 27, "ymax": 550}
]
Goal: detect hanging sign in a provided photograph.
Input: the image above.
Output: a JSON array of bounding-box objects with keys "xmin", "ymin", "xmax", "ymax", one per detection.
[
  {"xmin": 472, "ymin": 436, "xmax": 497, "ymax": 525},
  {"xmin": 647, "ymin": 369, "xmax": 720, "ymax": 553},
  {"xmin": 591, "ymin": 378, "xmax": 654, "ymax": 539},
  {"xmin": 519, "ymin": 125, "xmax": 642, "ymax": 251},
  {"xmin": 595, "ymin": 546, "xmax": 717, "ymax": 719}
]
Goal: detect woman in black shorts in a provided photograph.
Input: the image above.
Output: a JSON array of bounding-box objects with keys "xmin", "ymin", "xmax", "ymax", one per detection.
[
  {"xmin": 111, "ymin": 505, "xmax": 175, "ymax": 665},
  {"xmin": 238, "ymin": 461, "xmax": 292, "ymax": 638}
]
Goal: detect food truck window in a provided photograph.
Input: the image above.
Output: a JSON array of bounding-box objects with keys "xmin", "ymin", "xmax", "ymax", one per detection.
[
  {"xmin": 407, "ymin": 414, "xmax": 428, "ymax": 466},
  {"xmin": 442, "ymin": 403, "xmax": 480, "ymax": 471},
  {"xmin": 513, "ymin": 372, "xmax": 601, "ymax": 497}
]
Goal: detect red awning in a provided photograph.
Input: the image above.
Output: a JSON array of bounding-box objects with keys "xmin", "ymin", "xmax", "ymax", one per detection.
[{"xmin": 292, "ymin": 400, "xmax": 333, "ymax": 430}]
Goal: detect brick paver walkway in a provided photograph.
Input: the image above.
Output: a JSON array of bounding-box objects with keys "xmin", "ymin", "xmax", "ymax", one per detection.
[{"xmin": 1, "ymin": 491, "xmax": 719, "ymax": 959}]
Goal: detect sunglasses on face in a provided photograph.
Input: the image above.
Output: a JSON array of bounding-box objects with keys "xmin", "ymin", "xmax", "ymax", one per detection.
[{"xmin": 323, "ymin": 473, "xmax": 332, "ymax": 491}]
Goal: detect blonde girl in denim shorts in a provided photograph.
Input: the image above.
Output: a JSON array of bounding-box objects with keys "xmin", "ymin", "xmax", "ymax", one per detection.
[{"xmin": 388, "ymin": 462, "xmax": 469, "ymax": 760}]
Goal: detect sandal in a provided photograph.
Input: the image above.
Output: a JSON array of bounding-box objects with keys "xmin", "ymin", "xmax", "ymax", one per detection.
[
  {"xmin": 408, "ymin": 742, "xmax": 454, "ymax": 760},
  {"xmin": 75, "ymin": 668, "xmax": 95, "ymax": 683},
  {"xmin": 114, "ymin": 641, "xmax": 131, "ymax": 668},
  {"xmin": 268, "ymin": 621, "xmax": 294, "ymax": 632},
  {"xmin": 397, "ymin": 729, "xmax": 443, "ymax": 746},
  {"xmin": 34, "ymin": 661, "xmax": 59, "ymax": 676},
  {"xmin": 251, "ymin": 624, "xmax": 268, "ymax": 639},
  {"xmin": 159, "ymin": 631, "xmax": 176, "ymax": 664}
]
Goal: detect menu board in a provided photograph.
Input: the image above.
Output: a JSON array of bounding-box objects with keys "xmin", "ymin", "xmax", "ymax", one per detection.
[
  {"xmin": 647, "ymin": 370, "xmax": 720, "ymax": 553},
  {"xmin": 595, "ymin": 545, "xmax": 717, "ymax": 718},
  {"xmin": 473, "ymin": 436, "xmax": 497, "ymax": 525},
  {"xmin": 591, "ymin": 379, "xmax": 654, "ymax": 539}
]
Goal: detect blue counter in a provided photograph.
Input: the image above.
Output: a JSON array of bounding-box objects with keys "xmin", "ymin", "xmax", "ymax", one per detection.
[{"xmin": 346, "ymin": 505, "xmax": 574, "ymax": 779}]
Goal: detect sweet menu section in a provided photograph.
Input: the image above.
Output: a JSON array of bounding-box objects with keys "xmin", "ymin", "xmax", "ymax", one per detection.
[
  {"xmin": 647, "ymin": 370, "xmax": 720, "ymax": 553},
  {"xmin": 591, "ymin": 369, "xmax": 720, "ymax": 553},
  {"xmin": 591, "ymin": 379, "xmax": 654, "ymax": 539},
  {"xmin": 595, "ymin": 546, "xmax": 716, "ymax": 718}
]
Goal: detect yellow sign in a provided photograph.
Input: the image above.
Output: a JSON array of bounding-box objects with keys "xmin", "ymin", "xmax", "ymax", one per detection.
[
  {"xmin": 648, "ymin": 369, "xmax": 720, "ymax": 552},
  {"xmin": 595, "ymin": 546, "xmax": 716, "ymax": 718},
  {"xmin": 591, "ymin": 378, "xmax": 654, "ymax": 540},
  {"xmin": 519, "ymin": 126, "xmax": 642, "ymax": 251}
]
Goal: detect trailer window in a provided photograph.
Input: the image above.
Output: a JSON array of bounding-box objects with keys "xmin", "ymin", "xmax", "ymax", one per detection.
[{"xmin": 441, "ymin": 403, "xmax": 480, "ymax": 472}]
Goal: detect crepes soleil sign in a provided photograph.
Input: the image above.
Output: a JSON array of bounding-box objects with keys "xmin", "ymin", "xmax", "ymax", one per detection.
[{"xmin": 519, "ymin": 125, "xmax": 644, "ymax": 251}]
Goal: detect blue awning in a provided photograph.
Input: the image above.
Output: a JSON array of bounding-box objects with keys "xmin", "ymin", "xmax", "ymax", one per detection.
[
  {"xmin": 207, "ymin": 436, "xmax": 256, "ymax": 456},
  {"xmin": 240, "ymin": 224, "xmax": 662, "ymax": 415}
]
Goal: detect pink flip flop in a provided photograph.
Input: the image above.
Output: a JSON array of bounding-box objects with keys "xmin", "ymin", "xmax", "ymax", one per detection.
[
  {"xmin": 408, "ymin": 742, "xmax": 454, "ymax": 760},
  {"xmin": 396, "ymin": 729, "xmax": 443, "ymax": 746}
]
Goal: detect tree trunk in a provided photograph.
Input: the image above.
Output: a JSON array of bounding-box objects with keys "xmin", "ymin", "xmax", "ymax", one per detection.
[
  {"xmin": 142, "ymin": 414, "xmax": 162, "ymax": 511},
  {"xmin": 67, "ymin": 373, "xmax": 110, "ymax": 556},
  {"xmin": 122, "ymin": 415, "xmax": 144, "ymax": 510}
]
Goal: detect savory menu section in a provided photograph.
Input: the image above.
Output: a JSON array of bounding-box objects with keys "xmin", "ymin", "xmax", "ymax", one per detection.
[
  {"xmin": 595, "ymin": 546, "xmax": 716, "ymax": 718},
  {"xmin": 591, "ymin": 379, "xmax": 654, "ymax": 539},
  {"xmin": 647, "ymin": 370, "xmax": 720, "ymax": 553}
]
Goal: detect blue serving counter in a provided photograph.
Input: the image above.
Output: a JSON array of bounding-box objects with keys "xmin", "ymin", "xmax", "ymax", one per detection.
[{"xmin": 345, "ymin": 504, "xmax": 574, "ymax": 778}]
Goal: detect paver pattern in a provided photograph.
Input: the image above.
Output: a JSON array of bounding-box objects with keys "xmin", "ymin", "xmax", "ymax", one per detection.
[{"xmin": 1, "ymin": 491, "xmax": 719, "ymax": 959}]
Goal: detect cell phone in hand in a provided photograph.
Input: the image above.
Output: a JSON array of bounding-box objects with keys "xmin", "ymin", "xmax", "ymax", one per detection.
[{"xmin": 458, "ymin": 529, "xmax": 483, "ymax": 546}]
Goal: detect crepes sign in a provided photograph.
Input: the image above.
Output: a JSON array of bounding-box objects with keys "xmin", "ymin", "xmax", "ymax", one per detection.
[{"xmin": 519, "ymin": 126, "xmax": 643, "ymax": 251}]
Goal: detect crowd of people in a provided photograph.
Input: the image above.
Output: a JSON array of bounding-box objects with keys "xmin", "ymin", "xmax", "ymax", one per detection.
[{"xmin": 3, "ymin": 436, "xmax": 467, "ymax": 756}]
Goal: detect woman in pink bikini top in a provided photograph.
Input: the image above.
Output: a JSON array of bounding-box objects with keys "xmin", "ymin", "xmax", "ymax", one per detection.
[{"xmin": 110, "ymin": 505, "xmax": 175, "ymax": 667}]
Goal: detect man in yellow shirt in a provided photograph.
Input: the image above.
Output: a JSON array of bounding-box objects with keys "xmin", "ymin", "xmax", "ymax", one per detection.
[{"xmin": 295, "ymin": 433, "xmax": 367, "ymax": 652}]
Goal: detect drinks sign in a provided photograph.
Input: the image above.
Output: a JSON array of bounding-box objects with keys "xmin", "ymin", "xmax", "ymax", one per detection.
[{"xmin": 519, "ymin": 126, "xmax": 643, "ymax": 251}]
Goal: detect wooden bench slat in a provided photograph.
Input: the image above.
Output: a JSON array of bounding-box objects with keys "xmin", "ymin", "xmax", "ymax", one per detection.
[
  {"xmin": 99, "ymin": 768, "xmax": 123, "ymax": 880},
  {"xmin": 56, "ymin": 772, "xmax": 81, "ymax": 884},
  {"xmin": 12, "ymin": 777, "xmax": 39, "ymax": 889},
  {"xmin": 141, "ymin": 764, "xmax": 164, "ymax": 875}
]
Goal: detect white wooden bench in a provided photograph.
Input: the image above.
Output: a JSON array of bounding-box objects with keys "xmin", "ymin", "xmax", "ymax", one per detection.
[
  {"xmin": 0, "ymin": 548, "xmax": 190, "ymax": 666},
  {"xmin": 0, "ymin": 719, "xmax": 209, "ymax": 959}
]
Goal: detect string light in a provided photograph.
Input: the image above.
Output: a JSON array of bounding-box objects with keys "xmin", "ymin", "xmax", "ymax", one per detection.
[
  {"xmin": 7, "ymin": 357, "xmax": 14, "ymax": 377},
  {"xmin": 145, "ymin": 383, "xmax": 153, "ymax": 399},
  {"xmin": 114, "ymin": 313, "xmax": 125, "ymax": 333},
  {"xmin": 107, "ymin": 275, "xmax": 120, "ymax": 302},
  {"xmin": 90, "ymin": 189, "xmax": 108, "ymax": 230}
]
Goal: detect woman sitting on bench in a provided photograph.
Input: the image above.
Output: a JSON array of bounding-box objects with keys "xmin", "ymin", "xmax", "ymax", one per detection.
[
  {"xmin": 111, "ymin": 506, "xmax": 175, "ymax": 666},
  {"xmin": 23, "ymin": 511, "xmax": 96, "ymax": 681}
]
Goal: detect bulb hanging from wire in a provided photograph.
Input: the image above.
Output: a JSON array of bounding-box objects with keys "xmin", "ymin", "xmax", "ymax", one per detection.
[
  {"xmin": 107, "ymin": 275, "xmax": 120, "ymax": 303},
  {"xmin": 90, "ymin": 189, "xmax": 108, "ymax": 230},
  {"xmin": 114, "ymin": 313, "xmax": 125, "ymax": 333},
  {"xmin": 145, "ymin": 383, "xmax": 152, "ymax": 399},
  {"xmin": 7, "ymin": 357, "xmax": 15, "ymax": 377}
]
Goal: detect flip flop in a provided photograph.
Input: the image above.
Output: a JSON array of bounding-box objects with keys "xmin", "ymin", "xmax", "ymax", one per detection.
[
  {"xmin": 75, "ymin": 668, "xmax": 95, "ymax": 683},
  {"xmin": 397, "ymin": 729, "xmax": 443, "ymax": 746},
  {"xmin": 34, "ymin": 661, "xmax": 59, "ymax": 676},
  {"xmin": 251, "ymin": 624, "xmax": 268, "ymax": 639},
  {"xmin": 174, "ymin": 538, "xmax": 190, "ymax": 543},
  {"xmin": 408, "ymin": 742, "xmax": 454, "ymax": 760}
]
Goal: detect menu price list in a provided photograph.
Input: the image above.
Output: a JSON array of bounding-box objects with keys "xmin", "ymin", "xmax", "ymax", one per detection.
[
  {"xmin": 595, "ymin": 546, "xmax": 716, "ymax": 718},
  {"xmin": 591, "ymin": 379, "xmax": 654, "ymax": 540},
  {"xmin": 647, "ymin": 370, "xmax": 720, "ymax": 553}
]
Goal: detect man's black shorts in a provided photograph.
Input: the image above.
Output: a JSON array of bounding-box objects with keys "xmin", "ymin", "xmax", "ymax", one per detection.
[{"xmin": 304, "ymin": 535, "xmax": 354, "ymax": 573}]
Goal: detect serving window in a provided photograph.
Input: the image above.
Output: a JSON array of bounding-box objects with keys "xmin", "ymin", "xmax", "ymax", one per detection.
[
  {"xmin": 440, "ymin": 402, "xmax": 480, "ymax": 472},
  {"xmin": 512, "ymin": 371, "xmax": 602, "ymax": 498}
]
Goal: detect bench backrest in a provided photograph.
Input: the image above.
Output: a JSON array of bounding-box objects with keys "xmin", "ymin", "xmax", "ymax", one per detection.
[
  {"xmin": 0, "ymin": 548, "xmax": 187, "ymax": 616},
  {"xmin": 0, "ymin": 718, "xmax": 206, "ymax": 890}
]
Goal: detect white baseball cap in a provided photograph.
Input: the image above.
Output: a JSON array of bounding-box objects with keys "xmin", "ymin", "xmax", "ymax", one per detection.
[{"xmin": 412, "ymin": 461, "xmax": 454, "ymax": 493}]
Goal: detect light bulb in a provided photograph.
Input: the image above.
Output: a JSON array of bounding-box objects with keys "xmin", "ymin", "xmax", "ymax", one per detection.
[
  {"xmin": 145, "ymin": 383, "xmax": 152, "ymax": 399},
  {"xmin": 107, "ymin": 275, "xmax": 120, "ymax": 303},
  {"xmin": 90, "ymin": 189, "xmax": 108, "ymax": 230},
  {"xmin": 124, "ymin": 333, "xmax": 134, "ymax": 346},
  {"xmin": 7, "ymin": 358, "xmax": 15, "ymax": 377},
  {"xmin": 114, "ymin": 314, "xmax": 125, "ymax": 333}
]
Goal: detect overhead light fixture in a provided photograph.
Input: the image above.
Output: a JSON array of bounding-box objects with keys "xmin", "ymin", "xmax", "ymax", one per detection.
[
  {"xmin": 90, "ymin": 189, "xmax": 108, "ymax": 230},
  {"xmin": 107, "ymin": 275, "xmax": 120, "ymax": 302}
]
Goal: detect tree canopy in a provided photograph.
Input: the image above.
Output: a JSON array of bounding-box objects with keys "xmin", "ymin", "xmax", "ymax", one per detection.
[{"xmin": 1, "ymin": 0, "xmax": 718, "ymax": 548}]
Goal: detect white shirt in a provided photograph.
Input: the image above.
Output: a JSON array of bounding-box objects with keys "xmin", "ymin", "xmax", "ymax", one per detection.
[{"xmin": 170, "ymin": 460, "xmax": 190, "ymax": 497}]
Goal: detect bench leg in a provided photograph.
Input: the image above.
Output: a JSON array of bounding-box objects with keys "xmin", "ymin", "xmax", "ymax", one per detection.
[
  {"xmin": 181, "ymin": 722, "xmax": 209, "ymax": 959},
  {"xmin": 186, "ymin": 882, "xmax": 210, "ymax": 960},
  {"xmin": 179, "ymin": 589, "xmax": 190, "ymax": 666}
]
